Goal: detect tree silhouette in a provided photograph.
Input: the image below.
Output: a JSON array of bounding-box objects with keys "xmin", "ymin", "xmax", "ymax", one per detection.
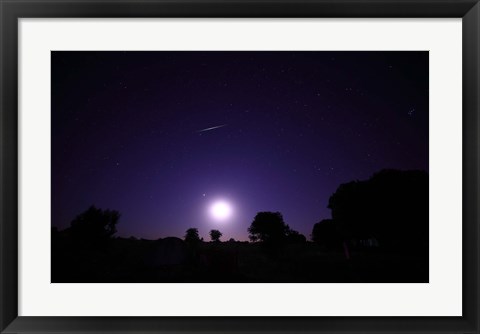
[
  {"xmin": 184, "ymin": 228, "xmax": 201, "ymax": 244},
  {"xmin": 248, "ymin": 212, "xmax": 289, "ymax": 244},
  {"xmin": 69, "ymin": 205, "xmax": 120, "ymax": 242},
  {"xmin": 209, "ymin": 229, "xmax": 222, "ymax": 242},
  {"xmin": 327, "ymin": 169, "xmax": 428, "ymax": 253}
]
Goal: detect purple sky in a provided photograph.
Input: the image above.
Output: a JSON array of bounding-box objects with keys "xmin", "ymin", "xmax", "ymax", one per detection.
[{"xmin": 51, "ymin": 51, "xmax": 428, "ymax": 241}]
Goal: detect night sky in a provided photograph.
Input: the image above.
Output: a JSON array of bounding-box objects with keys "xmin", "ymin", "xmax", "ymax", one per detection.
[{"xmin": 52, "ymin": 51, "xmax": 428, "ymax": 241}]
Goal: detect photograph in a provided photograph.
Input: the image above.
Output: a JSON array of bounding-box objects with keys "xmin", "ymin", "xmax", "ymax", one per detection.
[
  {"xmin": 2, "ymin": 0, "xmax": 478, "ymax": 331},
  {"xmin": 51, "ymin": 51, "xmax": 429, "ymax": 283}
]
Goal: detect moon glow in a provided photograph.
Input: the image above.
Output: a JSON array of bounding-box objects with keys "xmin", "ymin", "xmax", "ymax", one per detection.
[{"xmin": 210, "ymin": 201, "xmax": 232, "ymax": 221}]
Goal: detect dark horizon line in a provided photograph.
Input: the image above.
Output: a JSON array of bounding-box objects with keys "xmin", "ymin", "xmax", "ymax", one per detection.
[{"xmin": 51, "ymin": 168, "xmax": 429, "ymax": 241}]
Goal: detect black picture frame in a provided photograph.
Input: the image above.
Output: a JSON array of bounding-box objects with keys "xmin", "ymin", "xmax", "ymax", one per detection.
[{"xmin": 1, "ymin": 0, "xmax": 478, "ymax": 333}]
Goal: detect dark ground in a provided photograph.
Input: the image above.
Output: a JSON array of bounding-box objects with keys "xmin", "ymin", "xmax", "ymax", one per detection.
[{"xmin": 52, "ymin": 236, "xmax": 428, "ymax": 283}]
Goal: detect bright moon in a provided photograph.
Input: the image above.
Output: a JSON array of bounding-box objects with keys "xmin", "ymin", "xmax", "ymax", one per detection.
[{"xmin": 210, "ymin": 201, "xmax": 232, "ymax": 221}]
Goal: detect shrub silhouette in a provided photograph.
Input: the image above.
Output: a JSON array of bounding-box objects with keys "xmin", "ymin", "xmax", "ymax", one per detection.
[
  {"xmin": 311, "ymin": 219, "xmax": 342, "ymax": 250},
  {"xmin": 209, "ymin": 229, "xmax": 222, "ymax": 242},
  {"xmin": 285, "ymin": 227, "xmax": 307, "ymax": 244}
]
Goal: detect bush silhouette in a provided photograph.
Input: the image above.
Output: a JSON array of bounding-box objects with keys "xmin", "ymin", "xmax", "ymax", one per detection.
[
  {"xmin": 285, "ymin": 227, "xmax": 307, "ymax": 244},
  {"xmin": 311, "ymin": 219, "xmax": 342, "ymax": 250}
]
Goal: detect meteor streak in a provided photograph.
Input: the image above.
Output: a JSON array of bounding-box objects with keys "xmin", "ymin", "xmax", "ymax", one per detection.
[{"xmin": 197, "ymin": 124, "xmax": 227, "ymax": 133}]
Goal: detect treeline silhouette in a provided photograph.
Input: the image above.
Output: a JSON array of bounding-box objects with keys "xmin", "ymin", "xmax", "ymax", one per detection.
[{"xmin": 52, "ymin": 169, "xmax": 428, "ymax": 283}]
